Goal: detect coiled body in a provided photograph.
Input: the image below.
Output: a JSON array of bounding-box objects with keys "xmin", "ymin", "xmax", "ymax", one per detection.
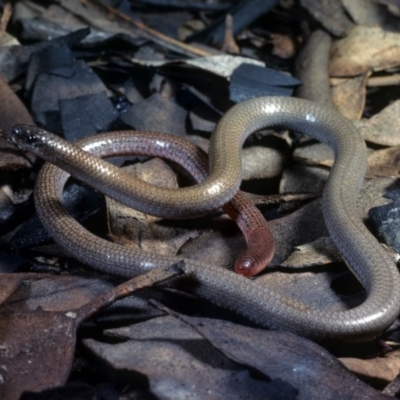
[
  {"xmin": 11, "ymin": 96, "xmax": 400, "ymax": 340},
  {"xmin": 42, "ymin": 131, "xmax": 275, "ymax": 276}
]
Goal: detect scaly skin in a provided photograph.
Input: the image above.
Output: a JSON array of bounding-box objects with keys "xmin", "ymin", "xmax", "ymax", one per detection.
[{"xmin": 11, "ymin": 97, "xmax": 400, "ymax": 340}]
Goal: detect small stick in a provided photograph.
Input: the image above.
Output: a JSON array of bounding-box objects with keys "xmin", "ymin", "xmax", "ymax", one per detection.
[
  {"xmin": 86, "ymin": 0, "xmax": 213, "ymax": 58},
  {"xmin": 0, "ymin": 4, "xmax": 12, "ymax": 48},
  {"xmin": 76, "ymin": 261, "xmax": 184, "ymax": 322},
  {"xmin": 221, "ymin": 14, "xmax": 239, "ymax": 54},
  {"xmin": 367, "ymin": 74, "xmax": 400, "ymax": 87}
]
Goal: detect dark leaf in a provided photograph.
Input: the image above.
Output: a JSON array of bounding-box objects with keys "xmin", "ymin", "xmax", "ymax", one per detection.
[
  {"xmin": 229, "ymin": 63, "xmax": 299, "ymax": 102},
  {"xmin": 156, "ymin": 307, "xmax": 391, "ymax": 400},
  {"xmin": 31, "ymin": 58, "xmax": 108, "ymax": 133},
  {"xmin": 60, "ymin": 91, "xmax": 118, "ymax": 140},
  {"xmin": 119, "ymin": 93, "xmax": 187, "ymax": 135},
  {"xmin": 84, "ymin": 315, "xmax": 298, "ymax": 400},
  {"xmin": 369, "ymin": 189, "xmax": 400, "ymax": 252}
]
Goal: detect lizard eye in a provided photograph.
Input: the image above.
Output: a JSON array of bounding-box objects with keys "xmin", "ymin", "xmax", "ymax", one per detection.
[{"xmin": 12, "ymin": 125, "xmax": 42, "ymax": 146}]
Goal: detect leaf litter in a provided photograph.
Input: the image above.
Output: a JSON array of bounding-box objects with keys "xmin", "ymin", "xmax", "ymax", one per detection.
[{"xmin": 1, "ymin": 0, "xmax": 400, "ymax": 398}]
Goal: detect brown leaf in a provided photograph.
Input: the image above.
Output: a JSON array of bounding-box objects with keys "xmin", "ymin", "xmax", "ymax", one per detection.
[
  {"xmin": 281, "ymin": 237, "xmax": 342, "ymax": 268},
  {"xmin": 330, "ymin": 26, "xmax": 400, "ymax": 77},
  {"xmin": 4, "ymin": 274, "xmax": 113, "ymax": 312},
  {"xmin": 0, "ymin": 308, "xmax": 79, "ymax": 400},
  {"xmin": 0, "ymin": 74, "xmax": 35, "ymax": 169},
  {"xmin": 356, "ymin": 100, "xmax": 400, "ymax": 146},
  {"xmin": 0, "ymin": 273, "xmax": 41, "ymax": 306},
  {"xmin": 0, "ymin": 75, "xmax": 34, "ymax": 136},
  {"xmin": 340, "ymin": 349, "xmax": 400, "ymax": 383},
  {"xmin": 0, "ymin": 273, "xmax": 111, "ymax": 399},
  {"xmin": 367, "ymin": 146, "xmax": 400, "ymax": 178},
  {"xmin": 331, "ymin": 73, "xmax": 370, "ymax": 121},
  {"xmin": 0, "ymin": 267, "xmax": 180, "ymax": 400}
]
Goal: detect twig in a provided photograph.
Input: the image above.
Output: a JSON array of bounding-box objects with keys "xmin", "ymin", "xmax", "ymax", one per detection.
[
  {"xmin": 221, "ymin": 14, "xmax": 240, "ymax": 54},
  {"xmin": 0, "ymin": 4, "xmax": 12, "ymax": 48},
  {"xmin": 76, "ymin": 261, "xmax": 185, "ymax": 322},
  {"xmin": 367, "ymin": 74, "xmax": 400, "ymax": 87},
  {"xmin": 85, "ymin": 0, "xmax": 213, "ymax": 58}
]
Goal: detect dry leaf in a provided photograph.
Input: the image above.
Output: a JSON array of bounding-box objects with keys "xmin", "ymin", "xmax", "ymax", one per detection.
[
  {"xmin": 331, "ymin": 73, "xmax": 370, "ymax": 121},
  {"xmin": 0, "ymin": 274, "xmax": 112, "ymax": 400},
  {"xmin": 356, "ymin": 100, "xmax": 400, "ymax": 146},
  {"xmin": 340, "ymin": 350, "xmax": 400, "ymax": 383},
  {"xmin": 0, "ymin": 268, "xmax": 179, "ymax": 400},
  {"xmin": 367, "ymin": 146, "xmax": 400, "ymax": 178},
  {"xmin": 281, "ymin": 236, "xmax": 341, "ymax": 268},
  {"xmin": 330, "ymin": 26, "xmax": 400, "ymax": 77}
]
